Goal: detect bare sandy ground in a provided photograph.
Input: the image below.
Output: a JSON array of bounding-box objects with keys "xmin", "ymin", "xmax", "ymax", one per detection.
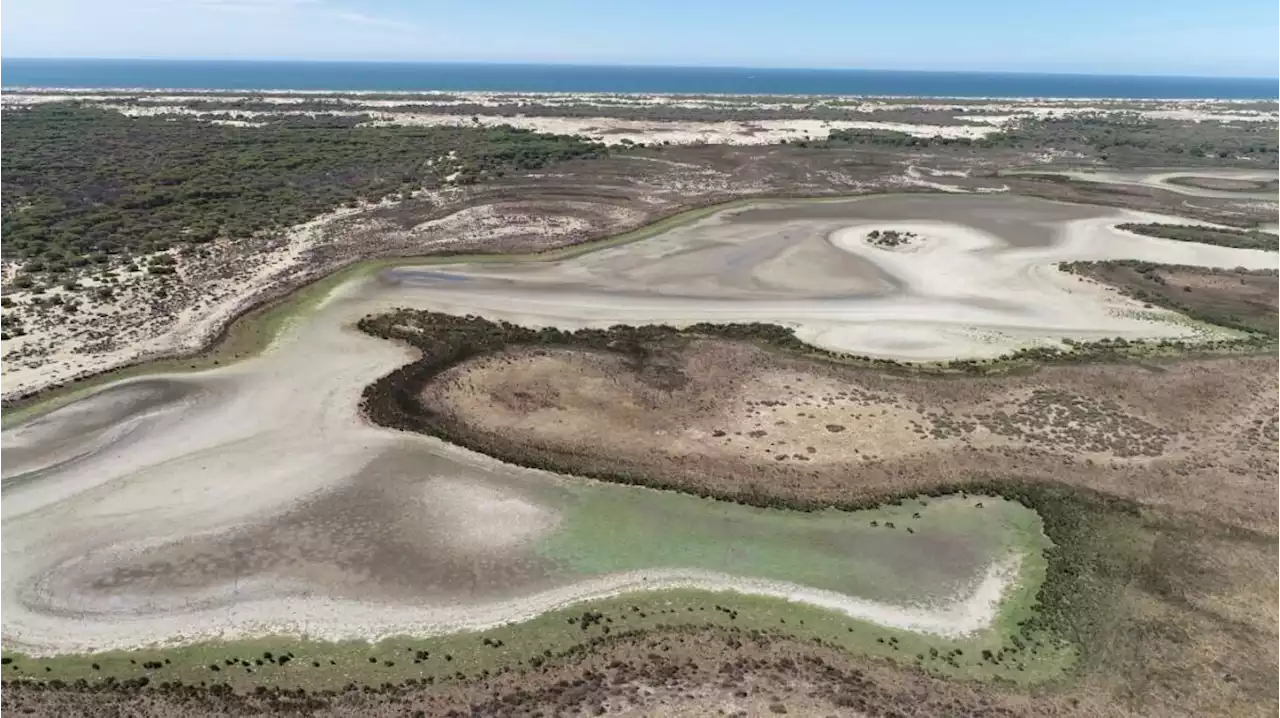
[
  {"xmin": 91, "ymin": 104, "xmax": 1001, "ymax": 144},
  {"xmin": 2, "ymin": 194, "xmax": 1274, "ymax": 656},
  {"xmin": 8, "ymin": 91, "xmax": 1275, "ymax": 146},
  {"xmin": 7, "ymin": 90, "xmax": 1275, "ymax": 117},
  {"xmin": 0, "ymin": 199, "xmax": 391, "ymax": 400}
]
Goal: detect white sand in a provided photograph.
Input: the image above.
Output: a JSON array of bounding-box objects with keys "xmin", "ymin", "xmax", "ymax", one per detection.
[
  {"xmin": 12, "ymin": 91, "xmax": 1271, "ymax": 147},
  {"xmin": 0, "ymin": 196, "xmax": 402, "ymax": 399},
  {"xmin": 5, "ymin": 555, "xmax": 1021, "ymax": 655},
  {"xmin": 89, "ymin": 103, "xmax": 998, "ymax": 144}
]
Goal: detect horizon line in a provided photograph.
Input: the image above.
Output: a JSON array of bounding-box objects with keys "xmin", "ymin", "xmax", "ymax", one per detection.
[{"xmin": 3, "ymin": 56, "xmax": 1277, "ymax": 82}]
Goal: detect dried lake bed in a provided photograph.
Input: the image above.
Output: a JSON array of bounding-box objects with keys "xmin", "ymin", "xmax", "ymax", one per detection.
[{"xmin": 3, "ymin": 193, "xmax": 1274, "ymax": 662}]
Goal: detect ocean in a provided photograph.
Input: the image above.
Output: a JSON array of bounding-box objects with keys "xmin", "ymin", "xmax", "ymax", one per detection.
[{"xmin": 1, "ymin": 59, "xmax": 1276, "ymax": 99}]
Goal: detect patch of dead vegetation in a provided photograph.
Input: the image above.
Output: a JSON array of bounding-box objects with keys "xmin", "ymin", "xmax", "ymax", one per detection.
[{"xmin": 965, "ymin": 389, "xmax": 1170, "ymax": 457}]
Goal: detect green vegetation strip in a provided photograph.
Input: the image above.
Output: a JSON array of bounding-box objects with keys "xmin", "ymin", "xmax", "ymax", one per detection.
[
  {"xmin": 0, "ymin": 585, "xmax": 1064, "ymax": 692},
  {"xmin": 1164, "ymin": 175, "xmax": 1279, "ymax": 192},
  {"xmin": 1116, "ymin": 222, "xmax": 1279, "ymax": 251}
]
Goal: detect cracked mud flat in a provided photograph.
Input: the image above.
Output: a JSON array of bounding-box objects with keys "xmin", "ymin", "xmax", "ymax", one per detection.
[{"xmin": 2, "ymin": 194, "xmax": 1274, "ymax": 656}]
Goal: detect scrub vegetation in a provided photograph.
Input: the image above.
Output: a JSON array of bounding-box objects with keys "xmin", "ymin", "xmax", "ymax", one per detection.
[
  {"xmin": 0, "ymin": 105, "xmax": 606, "ymax": 270},
  {"xmin": 865, "ymin": 228, "xmax": 918, "ymax": 247},
  {"xmin": 821, "ymin": 114, "xmax": 1279, "ymax": 167},
  {"xmin": 1058, "ymin": 261, "xmax": 1278, "ymax": 337},
  {"xmin": 1116, "ymin": 222, "xmax": 1280, "ymax": 251},
  {"xmin": 987, "ymin": 114, "xmax": 1279, "ymax": 165}
]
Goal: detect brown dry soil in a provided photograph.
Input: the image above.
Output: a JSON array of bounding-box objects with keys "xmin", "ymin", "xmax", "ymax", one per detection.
[{"xmin": 410, "ymin": 262, "xmax": 1280, "ymax": 537}]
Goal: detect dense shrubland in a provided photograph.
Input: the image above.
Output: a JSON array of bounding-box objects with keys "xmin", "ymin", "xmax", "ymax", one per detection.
[
  {"xmin": 986, "ymin": 114, "xmax": 1277, "ymax": 163},
  {"xmin": 820, "ymin": 113, "xmax": 1278, "ymax": 166},
  {"xmin": 1115, "ymin": 222, "xmax": 1279, "ymax": 250},
  {"xmin": 0, "ymin": 105, "xmax": 607, "ymax": 272}
]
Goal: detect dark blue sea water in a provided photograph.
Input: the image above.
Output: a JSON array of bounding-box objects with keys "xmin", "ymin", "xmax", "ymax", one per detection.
[{"xmin": 2, "ymin": 59, "xmax": 1276, "ymax": 99}]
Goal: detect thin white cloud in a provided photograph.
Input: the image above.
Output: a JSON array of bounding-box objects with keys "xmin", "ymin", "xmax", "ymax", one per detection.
[
  {"xmin": 179, "ymin": 0, "xmax": 318, "ymax": 10},
  {"xmin": 173, "ymin": 0, "xmax": 413, "ymax": 30},
  {"xmin": 186, "ymin": 0, "xmax": 317, "ymax": 5},
  {"xmin": 330, "ymin": 9, "xmax": 416, "ymax": 31}
]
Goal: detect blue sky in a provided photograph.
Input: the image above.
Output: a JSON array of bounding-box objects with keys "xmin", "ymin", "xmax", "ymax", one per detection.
[{"xmin": 2, "ymin": 0, "xmax": 1277, "ymax": 77}]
